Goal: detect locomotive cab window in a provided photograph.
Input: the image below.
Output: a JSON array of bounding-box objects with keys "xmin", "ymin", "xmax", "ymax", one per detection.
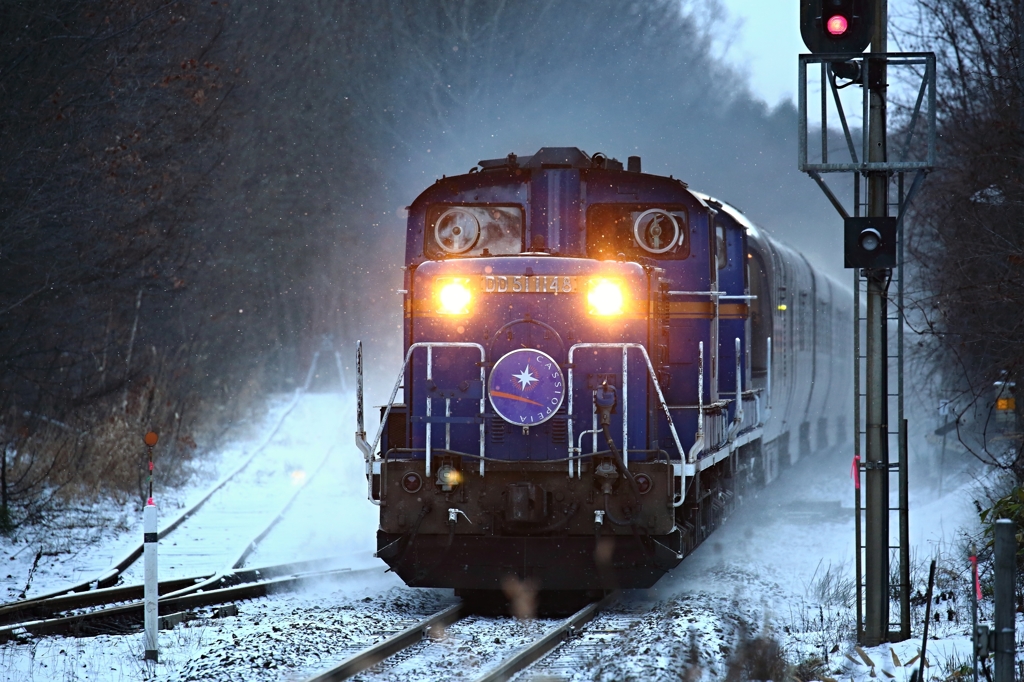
[
  {"xmin": 715, "ymin": 224, "xmax": 728, "ymax": 270},
  {"xmin": 748, "ymin": 253, "xmax": 772, "ymax": 380},
  {"xmin": 425, "ymin": 205, "xmax": 523, "ymax": 258},
  {"xmin": 586, "ymin": 204, "xmax": 690, "ymax": 260}
]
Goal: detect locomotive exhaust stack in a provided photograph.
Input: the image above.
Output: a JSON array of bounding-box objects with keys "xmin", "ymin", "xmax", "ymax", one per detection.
[{"xmin": 359, "ymin": 147, "xmax": 853, "ymax": 602}]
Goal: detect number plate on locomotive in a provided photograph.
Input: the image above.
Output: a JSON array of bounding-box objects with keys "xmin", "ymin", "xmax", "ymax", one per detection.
[{"xmin": 479, "ymin": 275, "xmax": 578, "ymax": 293}]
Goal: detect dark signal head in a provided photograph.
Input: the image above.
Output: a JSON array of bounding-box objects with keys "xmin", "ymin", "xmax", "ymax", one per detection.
[
  {"xmin": 800, "ymin": 0, "xmax": 874, "ymax": 55},
  {"xmin": 844, "ymin": 217, "xmax": 897, "ymax": 269}
]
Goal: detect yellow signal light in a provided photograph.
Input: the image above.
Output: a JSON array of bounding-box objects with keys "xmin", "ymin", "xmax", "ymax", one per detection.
[{"xmin": 996, "ymin": 397, "xmax": 1016, "ymax": 411}]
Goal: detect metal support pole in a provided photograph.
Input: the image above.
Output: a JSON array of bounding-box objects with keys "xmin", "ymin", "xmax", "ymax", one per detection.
[
  {"xmin": 864, "ymin": 268, "xmax": 889, "ymax": 644},
  {"xmin": 898, "ymin": 419, "xmax": 910, "ymax": 640},
  {"xmin": 994, "ymin": 519, "xmax": 1016, "ymax": 682},
  {"xmin": 896, "ymin": 170, "xmax": 910, "ymax": 642},
  {"xmin": 144, "ymin": 502, "xmax": 158, "ymax": 665},
  {"xmin": 862, "ymin": 0, "xmax": 891, "ymax": 647},
  {"xmin": 972, "ymin": 547, "xmax": 980, "ymax": 682}
]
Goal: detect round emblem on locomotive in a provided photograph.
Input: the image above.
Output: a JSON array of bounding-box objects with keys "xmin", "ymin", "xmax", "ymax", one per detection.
[{"xmin": 487, "ymin": 349, "xmax": 565, "ymax": 426}]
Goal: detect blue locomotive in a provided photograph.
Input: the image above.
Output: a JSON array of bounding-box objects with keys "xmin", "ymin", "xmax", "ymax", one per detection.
[{"xmin": 356, "ymin": 147, "xmax": 852, "ymax": 599}]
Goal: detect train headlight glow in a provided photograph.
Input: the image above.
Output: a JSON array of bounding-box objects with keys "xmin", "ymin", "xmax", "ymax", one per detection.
[
  {"xmin": 587, "ymin": 278, "xmax": 625, "ymax": 316},
  {"xmin": 436, "ymin": 278, "xmax": 472, "ymax": 315},
  {"xmin": 585, "ymin": 276, "xmax": 622, "ymax": 315}
]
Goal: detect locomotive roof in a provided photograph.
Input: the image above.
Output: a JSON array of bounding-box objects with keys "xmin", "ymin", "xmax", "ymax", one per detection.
[{"xmin": 477, "ymin": 147, "xmax": 624, "ymax": 171}]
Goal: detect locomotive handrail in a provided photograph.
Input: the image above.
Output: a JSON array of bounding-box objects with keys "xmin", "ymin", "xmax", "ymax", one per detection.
[
  {"xmin": 689, "ymin": 342, "xmax": 704, "ymax": 465},
  {"xmin": 667, "ymin": 290, "xmax": 725, "ymax": 296},
  {"xmin": 565, "ymin": 342, "xmax": 689, "ymax": 507},
  {"xmin": 666, "ymin": 399, "xmax": 731, "ymax": 409},
  {"xmin": 356, "ymin": 341, "xmax": 486, "ymax": 504},
  {"xmin": 727, "ymin": 337, "xmax": 744, "ymax": 443},
  {"xmin": 666, "ymin": 290, "xmax": 757, "ymax": 300}
]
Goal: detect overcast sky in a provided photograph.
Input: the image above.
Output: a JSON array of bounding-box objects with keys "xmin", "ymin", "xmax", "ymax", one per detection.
[{"xmin": 719, "ymin": 0, "xmax": 912, "ymax": 108}]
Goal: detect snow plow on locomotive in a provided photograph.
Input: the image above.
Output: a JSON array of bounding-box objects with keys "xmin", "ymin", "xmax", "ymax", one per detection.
[{"xmin": 356, "ymin": 147, "xmax": 852, "ymax": 597}]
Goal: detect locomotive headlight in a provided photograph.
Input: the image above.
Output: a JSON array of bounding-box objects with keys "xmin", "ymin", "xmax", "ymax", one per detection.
[
  {"xmin": 587, "ymin": 278, "xmax": 625, "ymax": 316},
  {"xmin": 436, "ymin": 277, "xmax": 472, "ymax": 315}
]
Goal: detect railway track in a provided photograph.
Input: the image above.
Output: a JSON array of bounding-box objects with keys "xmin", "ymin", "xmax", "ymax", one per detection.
[
  {"xmin": 139, "ymin": 442, "xmax": 335, "ymax": 601},
  {"xmin": 505, "ymin": 599, "xmax": 653, "ymax": 681},
  {"xmin": 4, "ymin": 351, "xmax": 332, "ymax": 610},
  {"xmin": 0, "ymin": 445, "xmax": 340, "ymax": 639},
  {"xmin": 0, "ymin": 557, "xmax": 379, "ymax": 642},
  {"xmin": 303, "ymin": 592, "xmax": 619, "ymax": 682},
  {"xmin": 119, "ymin": 398, "xmax": 333, "ymax": 587}
]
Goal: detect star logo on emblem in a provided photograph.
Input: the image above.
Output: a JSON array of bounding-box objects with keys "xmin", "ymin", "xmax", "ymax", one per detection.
[{"xmin": 512, "ymin": 365, "xmax": 537, "ymax": 390}]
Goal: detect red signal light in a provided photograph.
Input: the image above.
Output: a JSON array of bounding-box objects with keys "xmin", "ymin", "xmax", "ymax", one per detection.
[{"xmin": 826, "ymin": 14, "xmax": 849, "ymax": 35}]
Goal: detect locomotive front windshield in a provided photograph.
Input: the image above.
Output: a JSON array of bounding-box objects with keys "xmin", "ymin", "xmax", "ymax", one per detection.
[
  {"xmin": 425, "ymin": 205, "xmax": 523, "ymax": 258},
  {"xmin": 586, "ymin": 204, "xmax": 690, "ymax": 260}
]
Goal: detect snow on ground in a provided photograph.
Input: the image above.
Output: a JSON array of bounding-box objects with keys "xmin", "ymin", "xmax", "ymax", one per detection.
[
  {"xmin": 0, "ymin": 394, "xmax": 1012, "ymax": 681},
  {"xmin": 0, "ymin": 394, "xmax": 299, "ymax": 601},
  {"xmin": 241, "ymin": 420, "xmax": 379, "ymax": 572},
  {"xmin": 0, "ymin": 573, "xmax": 446, "ymax": 682},
  {"xmin": 118, "ymin": 393, "xmax": 371, "ymax": 583},
  {"xmin": 634, "ymin": 445, "xmax": 1004, "ymax": 681},
  {"xmin": 0, "ymin": 389, "xmax": 394, "ymax": 681}
]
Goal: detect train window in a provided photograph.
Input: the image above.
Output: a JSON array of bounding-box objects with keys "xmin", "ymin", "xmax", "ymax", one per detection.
[
  {"xmin": 425, "ymin": 205, "xmax": 523, "ymax": 258},
  {"xmin": 715, "ymin": 224, "xmax": 727, "ymax": 269},
  {"xmin": 748, "ymin": 255, "xmax": 772, "ymax": 379},
  {"xmin": 586, "ymin": 204, "xmax": 690, "ymax": 260}
]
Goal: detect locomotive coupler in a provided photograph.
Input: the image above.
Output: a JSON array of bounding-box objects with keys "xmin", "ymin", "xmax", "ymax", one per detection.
[{"xmin": 593, "ymin": 459, "xmax": 619, "ymax": 495}]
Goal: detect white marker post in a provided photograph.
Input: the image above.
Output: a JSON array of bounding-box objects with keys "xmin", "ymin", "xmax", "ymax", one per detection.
[
  {"xmin": 144, "ymin": 501, "xmax": 158, "ymax": 664},
  {"xmin": 142, "ymin": 431, "xmax": 159, "ymax": 666}
]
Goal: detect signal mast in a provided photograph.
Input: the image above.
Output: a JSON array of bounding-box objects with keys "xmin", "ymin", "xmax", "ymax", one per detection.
[{"xmin": 798, "ymin": 0, "xmax": 936, "ymax": 646}]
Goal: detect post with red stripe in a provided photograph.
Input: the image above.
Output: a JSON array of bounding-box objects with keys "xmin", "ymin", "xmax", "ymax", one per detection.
[{"xmin": 143, "ymin": 431, "xmax": 159, "ymax": 665}]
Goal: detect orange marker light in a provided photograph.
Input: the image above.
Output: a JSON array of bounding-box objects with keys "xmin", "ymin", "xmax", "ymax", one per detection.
[{"xmin": 144, "ymin": 431, "xmax": 159, "ymax": 447}]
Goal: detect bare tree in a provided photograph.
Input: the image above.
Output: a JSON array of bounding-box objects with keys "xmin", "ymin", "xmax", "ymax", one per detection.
[{"xmin": 898, "ymin": 0, "xmax": 1024, "ymax": 473}]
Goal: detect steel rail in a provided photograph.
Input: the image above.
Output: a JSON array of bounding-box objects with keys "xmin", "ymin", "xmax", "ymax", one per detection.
[
  {"xmin": 0, "ymin": 555, "xmax": 350, "ymax": 626},
  {"xmin": 11, "ymin": 399, "xmax": 310, "ymax": 603},
  {"xmin": 472, "ymin": 592, "xmax": 618, "ymax": 682},
  {"xmin": 303, "ymin": 603, "xmax": 465, "ymax": 682},
  {"xmin": 159, "ymin": 444, "xmax": 335, "ymax": 602},
  {"xmin": 302, "ymin": 592, "xmax": 618, "ymax": 682},
  {"xmin": 0, "ymin": 565, "xmax": 380, "ymax": 641},
  {"xmin": 231, "ymin": 447, "xmax": 334, "ymax": 570},
  {"xmin": 3, "ymin": 353, "xmax": 325, "ymax": 608}
]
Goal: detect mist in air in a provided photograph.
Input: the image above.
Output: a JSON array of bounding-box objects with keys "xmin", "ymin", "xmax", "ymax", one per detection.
[{"xmin": 229, "ymin": 0, "xmax": 843, "ymax": 398}]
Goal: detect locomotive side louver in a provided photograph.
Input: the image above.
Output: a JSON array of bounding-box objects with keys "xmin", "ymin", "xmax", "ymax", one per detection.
[
  {"xmin": 489, "ymin": 415, "xmax": 506, "ymax": 444},
  {"xmin": 551, "ymin": 416, "xmax": 568, "ymax": 445}
]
